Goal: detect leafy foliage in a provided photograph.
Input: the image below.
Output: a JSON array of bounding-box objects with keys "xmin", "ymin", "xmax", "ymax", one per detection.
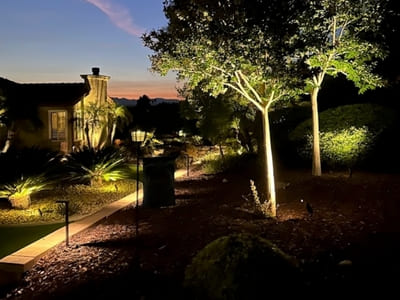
[
  {"xmin": 0, "ymin": 95, "xmax": 6, "ymax": 124},
  {"xmin": 63, "ymin": 146, "xmax": 131, "ymax": 186},
  {"xmin": 0, "ymin": 175, "xmax": 50, "ymax": 198},
  {"xmin": 83, "ymin": 99, "xmax": 132, "ymax": 149},
  {"xmin": 201, "ymin": 152, "xmax": 256, "ymax": 175},
  {"xmin": 0, "ymin": 179, "xmax": 135, "ymax": 224},
  {"xmin": 289, "ymin": 103, "xmax": 397, "ymax": 168},
  {"xmin": 297, "ymin": 0, "xmax": 390, "ymax": 175},
  {"xmin": 184, "ymin": 233, "xmax": 300, "ymax": 299},
  {"xmin": 0, "ymin": 175, "xmax": 51, "ymax": 209},
  {"xmin": 181, "ymin": 87, "xmax": 257, "ymax": 154},
  {"xmin": 143, "ymin": 0, "xmax": 307, "ymax": 216}
]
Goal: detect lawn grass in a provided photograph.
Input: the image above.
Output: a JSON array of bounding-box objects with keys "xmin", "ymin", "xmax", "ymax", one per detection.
[
  {"xmin": 0, "ymin": 176, "xmax": 139, "ymax": 260},
  {"xmin": 0, "ymin": 223, "xmax": 64, "ymax": 259}
]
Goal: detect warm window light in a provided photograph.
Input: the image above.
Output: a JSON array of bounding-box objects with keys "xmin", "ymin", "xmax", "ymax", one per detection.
[{"xmin": 131, "ymin": 130, "xmax": 147, "ymax": 143}]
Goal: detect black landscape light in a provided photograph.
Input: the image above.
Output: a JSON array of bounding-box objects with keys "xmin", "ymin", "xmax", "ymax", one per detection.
[
  {"xmin": 56, "ymin": 200, "xmax": 69, "ymax": 246},
  {"xmin": 131, "ymin": 129, "xmax": 147, "ymax": 238}
]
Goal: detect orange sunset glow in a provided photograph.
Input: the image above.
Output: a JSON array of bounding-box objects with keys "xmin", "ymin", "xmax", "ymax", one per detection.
[{"xmin": 108, "ymin": 79, "xmax": 183, "ymax": 99}]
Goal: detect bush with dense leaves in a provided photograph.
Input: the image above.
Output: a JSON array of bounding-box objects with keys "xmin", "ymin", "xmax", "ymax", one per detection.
[
  {"xmin": 289, "ymin": 103, "xmax": 397, "ymax": 169},
  {"xmin": 63, "ymin": 146, "xmax": 132, "ymax": 186},
  {"xmin": 184, "ymin": 233, "xmax": 301, "ymax": 299}
]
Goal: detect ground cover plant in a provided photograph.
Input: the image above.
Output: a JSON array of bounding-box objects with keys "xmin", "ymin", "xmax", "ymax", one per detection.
[{"xmin": 0, "ymin": 179, "xmax": 136, "ymax": 225}]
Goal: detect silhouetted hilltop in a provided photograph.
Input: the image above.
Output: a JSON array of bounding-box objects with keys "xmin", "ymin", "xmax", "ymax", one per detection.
[{"xmin": 112, "ymin": 97, "xmax": 180, "ymax": 107}]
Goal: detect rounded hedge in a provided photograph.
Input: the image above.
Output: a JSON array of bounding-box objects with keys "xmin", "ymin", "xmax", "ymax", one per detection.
[
  {"xmin": 289, "ymin": 103, "xmax": 397, "ymax": 169},
  {"xmin": 184, "ymin": 233, "xmax": 301, "ymax": 299}
]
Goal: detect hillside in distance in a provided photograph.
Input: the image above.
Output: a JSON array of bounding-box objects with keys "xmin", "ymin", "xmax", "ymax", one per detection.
[{"xmin": 112, "ymin": 97, "xmax": 180, "ymax": 107}]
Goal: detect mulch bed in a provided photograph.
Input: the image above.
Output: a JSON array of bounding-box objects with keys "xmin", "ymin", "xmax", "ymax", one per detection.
[{"xmin": 1, "ymin": 165, "xmax": 400, "ymax": 299}]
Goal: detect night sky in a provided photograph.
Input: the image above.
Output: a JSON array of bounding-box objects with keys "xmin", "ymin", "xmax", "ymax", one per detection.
[{"xmin": 0, "ymin": 0, "xmax": 179, "ymax": 99}]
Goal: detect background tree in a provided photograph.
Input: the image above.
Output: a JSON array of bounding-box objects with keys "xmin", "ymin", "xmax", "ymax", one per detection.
[
  {"xmin": 143, "ymin": 0, "xmax": 304, "ymax": 217},
  {"xmin": 127, "ymin": 95, "xmax": 184, "ymax": 136},
  {"xmin": 107, "ymin": 100, "xmax": 132, "ymax": 145},
  {"xmin": 298, "ymin": 0, "xmax": 389, "ymax": 176},
  {"xmin": 84, "ymin": 99, "xmax": 131, "ymax": 149},
  {"xmin": 181, "ymin": 86, "xmax": 257, "ymax": 156},
  {"xmin": 0, "ymin": 87, "xmax": 41, "ymax": 153},
  {"xmin": 133, "ymin": 95, "xmax": 153, "ymax": 132}
]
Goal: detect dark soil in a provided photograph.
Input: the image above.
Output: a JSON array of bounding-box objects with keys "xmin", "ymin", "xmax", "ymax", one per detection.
[{"xmin": 1, "ymin": 165, "xmax": 400, "ymax": 299}]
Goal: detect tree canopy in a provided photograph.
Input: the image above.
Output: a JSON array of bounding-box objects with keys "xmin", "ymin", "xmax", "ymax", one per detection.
[
  {"xmin": 143, "ymin": 0, "xmax": 308, "ymax": 217},
  {"xmin": 142, "ymin": 0, "xmax": 396, "ymax": 216},
  {"xmin": 296, "ymin": 0, "xmax": 390, "ymax": 176}
]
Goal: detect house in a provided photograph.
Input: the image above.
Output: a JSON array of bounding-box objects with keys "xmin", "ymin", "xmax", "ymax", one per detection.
[{"xmin": 0, "ymin": 67, "xmax": 112, "ymax": 153}]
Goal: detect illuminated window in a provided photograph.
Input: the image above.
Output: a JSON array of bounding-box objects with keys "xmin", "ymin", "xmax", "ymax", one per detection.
[{"xmin": 49, "ymin": 110, "xmax": 67, "ymax": 140}]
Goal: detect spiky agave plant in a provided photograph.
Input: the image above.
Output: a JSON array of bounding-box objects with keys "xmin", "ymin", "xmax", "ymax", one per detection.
[
  {"xmin": 81, "ymin": 156, "xmax": 129, "ymax": 187},
  {"xmin": 64, "ymin": 146, "xmax": 130, "ymax": 187},
  {"xmin": 0, "ymin": 175, "xmax": 50, "ymax": 209}
]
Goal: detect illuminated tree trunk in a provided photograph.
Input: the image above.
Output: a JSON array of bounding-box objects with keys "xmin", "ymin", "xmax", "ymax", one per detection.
[
  {"xmin": 311, "ymin": 87, "xmax": 321, "ymax": 177},
  {"xmin": 261, "ymin": 106, "xmax": 276, "ymax": 217},
  {"xmin": 110, "ymin": 122, "xmax": 117, "ymax": 145}
]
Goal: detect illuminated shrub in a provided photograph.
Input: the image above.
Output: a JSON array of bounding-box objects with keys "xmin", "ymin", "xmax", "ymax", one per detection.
[
  {"xmin": 202, "ymin": 152, "xmax": 257, "ymax": 174},
  {"xmin": 0, "ymin": 175, "xmax": 50, "ymax": 209},
  {"xmin": 289, "ymin": 103, "xmax": 397, "ymax": 169},
  {"xmin": 184, "ymin": 233, "xmax": 300, "ymax": 299},
  {"xmin": 63, "ymin": 146, "xmax": 131, "ymax": 186}
]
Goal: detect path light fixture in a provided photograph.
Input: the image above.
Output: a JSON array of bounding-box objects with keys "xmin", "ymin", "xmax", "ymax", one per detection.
[
  {"xmin": 131, "ymin": 129, "xmax": 147, "ymax": 238},
  {"xmin": 56, "ymin": 200, "xmax": 69, "ymax": 246}
]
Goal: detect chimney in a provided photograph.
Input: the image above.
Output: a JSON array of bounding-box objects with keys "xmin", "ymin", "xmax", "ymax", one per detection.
[{"xmin": 92, "ymin": 67, "xmax": 100, "ymax": 75}]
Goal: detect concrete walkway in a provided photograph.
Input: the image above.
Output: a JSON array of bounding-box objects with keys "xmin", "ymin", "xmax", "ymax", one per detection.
[{"xmin": 0, "ymin": 169, "xmax": 187, "ymax": 286}]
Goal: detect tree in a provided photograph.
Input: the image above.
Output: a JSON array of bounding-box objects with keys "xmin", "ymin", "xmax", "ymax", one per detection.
[
  {"xmin": 181, "ymin": 86, "xmax": 257, "ymax": 156},
  {"xmin": 143, "ymin": 0, "xmax": 303, "ymax": 217},
  {"xmin": 299, "ymin": 0, "xmax": 388, "ymax": 176},
  {"xmin": 0, "ymin": 95, "xmax": 6, "ymax": 120},
  {"xmin": 84, "ymin": 98, "xmax": 132, "ymax": 149},
  {"xmin": 107, "ymin": 100, "xmax": 133, "ymax": 145},
  {"xmin": 0, "ymin": 89, "xmax": 41, "ymax": 153},
  {"xmin": 133, "ymin": 95, "xmax": 153, "ymax": 132}
]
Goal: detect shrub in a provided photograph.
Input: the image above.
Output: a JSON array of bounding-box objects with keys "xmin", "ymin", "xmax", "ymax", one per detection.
[
  {"xmin": 63, "ymin": 146, "xmax": 131, "ymax": 186},
  {"xmin": 289, "ymin": 103, "xmax": 397, "ymax": 169},
  {"xmin": 0, "ymin": 175, "xmax": 51, "ymax": 209},
  {"xmin": 202, "ymin": 152, "xmax": 256, "ymax": 174},
  {"xmin": 184, "ymin": 233, "xmax": 301, "ymax": 299}
]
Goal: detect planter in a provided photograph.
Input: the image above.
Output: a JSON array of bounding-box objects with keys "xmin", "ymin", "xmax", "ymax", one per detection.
[
  {"xmin": 9, "ymin": 194, "xmax": 31, "ymax": 209},
  {"xmin": 143, "ymin": 156, "xmax": 176, "ymax": 208}
]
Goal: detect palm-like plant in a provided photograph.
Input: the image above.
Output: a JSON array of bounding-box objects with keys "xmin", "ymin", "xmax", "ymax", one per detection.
[
  {"xmin": 0, "ymin": 175, "xmax": 50, "ymax": 209},
  {"xmin": 64, "ymin": 146, "xmax": 130, "ymax": 187},
  {"xmin": 80, "ymin": 156, "xmax": 128, "ymax": 187}
]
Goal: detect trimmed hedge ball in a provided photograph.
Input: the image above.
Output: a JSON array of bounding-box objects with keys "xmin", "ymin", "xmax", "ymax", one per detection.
[{"xmin": 184, "ymin": 233, "xmax": 301, "ymax": 299}]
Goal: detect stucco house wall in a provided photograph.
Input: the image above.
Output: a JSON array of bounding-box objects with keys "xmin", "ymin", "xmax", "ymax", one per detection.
[{"xmin": 0, "ymin": 67, "xmax": 111, "ymax": 153}]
